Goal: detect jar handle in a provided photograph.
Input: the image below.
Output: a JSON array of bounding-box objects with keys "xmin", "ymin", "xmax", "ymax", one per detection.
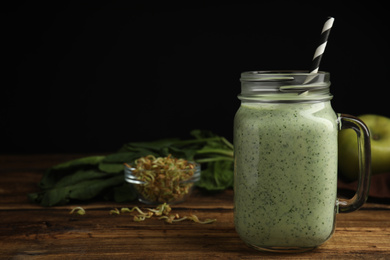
[{"xmin": 337, "ymin": 114, "xmax": 372, "ymax": 213}]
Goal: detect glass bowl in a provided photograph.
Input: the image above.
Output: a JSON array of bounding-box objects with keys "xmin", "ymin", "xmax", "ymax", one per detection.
[{"xmin": 124, "ymin": 162, "xmax": 201, "ymax": 205}]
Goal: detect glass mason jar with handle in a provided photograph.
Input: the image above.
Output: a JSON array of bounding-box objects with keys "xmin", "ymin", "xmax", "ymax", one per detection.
[{"xmin": 233, "ymin": 71, "xmax": 371, "ymax": 253}]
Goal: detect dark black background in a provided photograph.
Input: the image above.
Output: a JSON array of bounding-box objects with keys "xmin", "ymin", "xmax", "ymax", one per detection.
[{"xmin": 2, "ymin": 2, "xmax": 389, "ymax": 154}]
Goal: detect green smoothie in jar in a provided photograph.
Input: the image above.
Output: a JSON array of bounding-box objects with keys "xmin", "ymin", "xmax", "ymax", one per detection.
[
  {"xmin": 233, "ymin": 71, "xmax": 371, "ymax": 253},
  {"xmin": 234, "ymin": 101, "xmax": 338, "ymax": 248}
]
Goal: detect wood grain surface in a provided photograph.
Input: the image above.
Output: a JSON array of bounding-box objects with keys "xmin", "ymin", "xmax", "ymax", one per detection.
[{"xmin": 1, "ymin": 154, "xmax": 389, "ymax": 259}]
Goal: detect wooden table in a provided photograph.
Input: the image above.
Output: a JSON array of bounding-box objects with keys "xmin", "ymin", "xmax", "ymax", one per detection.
[{"xmin": 1, "ymin": 154, "xmax": 390, "ymax": 259}]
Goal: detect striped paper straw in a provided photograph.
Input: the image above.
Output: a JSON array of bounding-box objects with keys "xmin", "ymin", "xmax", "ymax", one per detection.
[
  {"xmin": 309, "ymin": 17, "xmax": 335, "ymax": 73},
  {"xmin": 302, "ymin": 17, "xmax": 334, "ymax": 85}
]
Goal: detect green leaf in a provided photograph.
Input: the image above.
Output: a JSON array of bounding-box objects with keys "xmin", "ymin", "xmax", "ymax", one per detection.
[
  {"xmin": 103, "ymin": 152, "xmax": 138, "ymax": 163},
  {"xmin": 196, "ymin": 160, "xmax": 234, "ymax": 191},
  {"xmin": 103, "ymin": 151, "xmax": 159, "ymax": 164},
  {"xmin": 104, "ymin": 183, "xmax": 137, "ymax": 203},
  {"xmin": 165, "ymin": 145, "xmax": 198, "ymax": 160},
  {"xmin": 29, "ymin": 130, "xmax": 235, "ymax": 206},
  {"xmin": 38, "ymin": 186, "xmax": 72, "ymax": 206},
  {"xmin": 52, "ymin": 169, "xmax": 113, "ymax": 188},
  {"xmin": 39, "ymin": 156, "xmax": 106, "ymax": 190},
  {"xmin": 98, "ymin": 162, "xmax": 124, "ymax": 173},
  {"xmin": 34, "ymin": 175, "xmax": 125, "ymax": 207},
  {"xmin": 190, "ymin": 129, "xmax": 216, "ymax": 139},
  {"xmin": 51, "ymin": 156, "xmax": 106, "ymax": 170},
  {"xmin": 68, "ymin": 175, "xmax": 124, "ymax": 201}
]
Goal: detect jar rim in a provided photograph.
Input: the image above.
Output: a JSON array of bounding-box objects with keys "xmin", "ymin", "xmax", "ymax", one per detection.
[
  {"xmin": 239, "ymin": 70, "xmax": 332, "ymax": 103},
  {"xmin": 240, "ymin": 70, "xmax": 329, "ymax": 82}
]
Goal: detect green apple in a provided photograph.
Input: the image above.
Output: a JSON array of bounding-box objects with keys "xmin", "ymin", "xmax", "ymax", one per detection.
[{"xmin": 338, "ymin": 114, "xmax": 390, "ymax": 181}]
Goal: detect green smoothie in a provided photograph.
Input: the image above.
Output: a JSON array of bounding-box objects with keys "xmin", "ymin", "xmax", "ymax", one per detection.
[{"xmin": 234, "ymin": 101, "xmax": 338, "ymax": 250}]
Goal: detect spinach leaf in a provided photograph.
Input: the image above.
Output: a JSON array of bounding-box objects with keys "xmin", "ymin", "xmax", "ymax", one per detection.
[
  {"xmin": 29, "ymin": 130, "xmax": 234, "ymax": 206},
  {"xmin": 67, "ymin": 175, "xmax": 125, "ymax": 201},
  {"xmin": 98, "ymin": 163, "xmax": 124, "ymax": 174},
  {"xmin": 39, "ymin": 155, "xmax": 105, "ymax": 190},
  {"xmin": 50, "ymin": 155, "xmax": 106, "ymax": 170},
  {"xmin": 104, "ymin": 183, "xmax": 137, "ymax": 203},
  {"xmin": 52, "ymin": 169, "xmax": 114, "ymax": 188},
  {"xmin": 102, "ymin": 152, "xmax": 156, "ymax": 163},
  {"xmin": 36, "ymin": 175, "xmax": 127, "ymax": 207},
  {"xmin": 196, "ymin": 160, "xmax": 234, "ymax": 191}
]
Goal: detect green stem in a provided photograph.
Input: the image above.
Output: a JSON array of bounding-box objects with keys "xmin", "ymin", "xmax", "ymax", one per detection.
[
  {"xmin": 221, "ymin": 137, "xmax": 234, "ymax": 150},
  {"xmin": 195, "ymin": 157, "xmax": 234, "ymax": 163},
  {"xmin": 195, "ymin": 148, "xmax": 234, "ymax": 158},
  {"xmin": 171, "ymin": 137, "xmax": 221, "ymax": 146}
]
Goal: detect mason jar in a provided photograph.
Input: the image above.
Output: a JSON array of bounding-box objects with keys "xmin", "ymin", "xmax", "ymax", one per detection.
[{"xmin": 233, "ymin": 71, "xmax": 371, "ymax": 253}]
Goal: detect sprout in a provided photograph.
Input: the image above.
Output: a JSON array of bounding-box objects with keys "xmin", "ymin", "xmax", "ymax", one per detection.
[
  {"xmin": 127, "ymin": 155, "xmax": 197, "ymax": 203},
  {"xmin": 110, "ymin": 203, "xmax": 216, "ymax": 224},
  {"xmin": 70, "ymin": 206, "xmax": 86, "ymax": 215}
]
